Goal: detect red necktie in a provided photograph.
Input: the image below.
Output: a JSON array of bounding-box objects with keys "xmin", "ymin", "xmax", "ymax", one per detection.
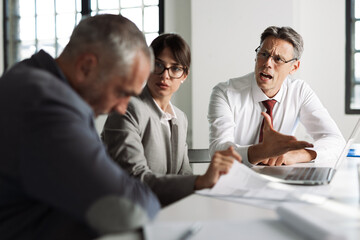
[{"xmin": 259, "ymin": 99, "xmax": 277, "ymax": 142}]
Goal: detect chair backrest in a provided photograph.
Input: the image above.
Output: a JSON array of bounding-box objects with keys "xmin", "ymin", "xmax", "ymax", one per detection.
[{"xmin": 188, "ymin": 149, "xmax": 210, "ymax": 163}]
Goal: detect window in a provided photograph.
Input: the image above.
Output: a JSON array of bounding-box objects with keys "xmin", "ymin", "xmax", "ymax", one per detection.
[
  {"xmin": 3, "ymin": 0, "xmax": 164, "ymax": 70},
  {"xmin": 346, "ymin": 0, "xmax": 360, "ymax": 113}
]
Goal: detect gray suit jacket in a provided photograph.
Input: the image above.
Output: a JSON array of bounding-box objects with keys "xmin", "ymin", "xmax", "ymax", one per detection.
[{"xmin": 102, "ymin": 87, "xmax": 198, "ymax": 206}]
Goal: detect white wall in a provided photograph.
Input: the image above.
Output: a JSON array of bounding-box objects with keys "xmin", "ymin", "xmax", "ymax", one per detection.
[
  {"xmin": 293, "ymin": 0, "xmax": 357, "ymax": 140},
  {"xmin": 191, "ymin": 0, "xmax": 295, "ymax": 147},
  {"xmin": 164, "ymin": 0, "xmax": 193, "ymax": 146},
  {"xmin": 166, "ymin": 0, "xmax": 358, "ymax": 149}
]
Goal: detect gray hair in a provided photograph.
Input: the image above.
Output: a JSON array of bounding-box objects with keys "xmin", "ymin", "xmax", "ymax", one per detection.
[
  {"xmin": 260, "ymin": 26, "xmax": 304, "ymax": 60},
  {"xmin": 62, "ymin": 14, "xmax": 151, "ymax": 77}
]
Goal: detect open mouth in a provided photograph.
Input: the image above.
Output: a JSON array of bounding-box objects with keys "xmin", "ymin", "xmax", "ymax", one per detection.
[
  {"xmin": 157, "ymin": 82, "xmax": 169, "ymax": 88},
  {"xmin": 260, "ymin": 72, "xmax": 273, "ymax": 80}
]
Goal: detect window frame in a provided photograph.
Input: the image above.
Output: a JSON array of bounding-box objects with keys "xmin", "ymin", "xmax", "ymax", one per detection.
[
  {"xmin": 346, "ymin": 0, "xmax": 360, "ymax": 114},
  {"xmin": 2, "ymin": 0, "xmax": 164, "ymax": 70}
]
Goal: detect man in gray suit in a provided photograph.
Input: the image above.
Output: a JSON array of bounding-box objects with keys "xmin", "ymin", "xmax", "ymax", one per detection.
[{"xmin": 0, "ymin": 14, "xmax": 160, "ymax": 239}]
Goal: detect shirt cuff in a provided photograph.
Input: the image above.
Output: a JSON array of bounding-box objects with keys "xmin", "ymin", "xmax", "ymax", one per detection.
[{"xmin": 234, "ymin": 145, "xmax": 253, "ymax": 167}]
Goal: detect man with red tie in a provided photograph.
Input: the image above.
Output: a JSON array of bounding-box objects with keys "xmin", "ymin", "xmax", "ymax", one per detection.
[{"xmin": 208, "ymin": 26, "xmax": 345, "ymax": 167}]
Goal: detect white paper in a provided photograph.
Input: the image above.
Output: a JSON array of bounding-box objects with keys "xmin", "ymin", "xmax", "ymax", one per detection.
[{"xmin": 196, "ymin": 161, "xmax": 329, "ymax": 209}]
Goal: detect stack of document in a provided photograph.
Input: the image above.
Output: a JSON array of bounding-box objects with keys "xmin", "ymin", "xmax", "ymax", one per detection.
[{"xmin": 276, "ymin": 202, "xmax": 360, "ymax": 240}]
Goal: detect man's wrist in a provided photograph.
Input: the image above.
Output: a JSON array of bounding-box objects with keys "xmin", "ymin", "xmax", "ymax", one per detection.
[
  {"xmin": 248, "ymin": 144, "xmax": 263, "ymax": 164},
  {"xmin": 194, "ymin": 175, "xmax": 205, "ymax": 190}
]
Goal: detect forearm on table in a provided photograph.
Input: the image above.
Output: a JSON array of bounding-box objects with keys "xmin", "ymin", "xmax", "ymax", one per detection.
[
  {"xmin": 248, "ymin": 145, "xmax": 316, "ymax": 165},
  {"xmin": 285, "ymin": 149, "xmax": 317, "ymax": 164},
  {"xmin": 144, "ymin": 173, "xmax": 198, "ymax": 206}
]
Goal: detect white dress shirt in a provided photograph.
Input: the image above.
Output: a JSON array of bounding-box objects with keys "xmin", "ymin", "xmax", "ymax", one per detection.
[
  {"xmin": 153, "ymin": 99, "xmax": 177, "ymax": 137},
  {"xmin": 208, "ymin": 72, "xmax": 345, "ymax": 166}
]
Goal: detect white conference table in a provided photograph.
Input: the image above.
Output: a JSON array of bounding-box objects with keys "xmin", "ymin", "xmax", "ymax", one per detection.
[
  {"xmin": 154, "ymin": 157, "xmax": 360, "ymax": 239},
  {"xmin": 99, "ymin": 157, "xmax": 360, "ymax": 240}
]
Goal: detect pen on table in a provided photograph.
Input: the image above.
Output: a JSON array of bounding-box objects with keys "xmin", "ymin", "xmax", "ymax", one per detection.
[{"xmin": 178, "ymin": 222, "xmax": 202, "ymax": 240}]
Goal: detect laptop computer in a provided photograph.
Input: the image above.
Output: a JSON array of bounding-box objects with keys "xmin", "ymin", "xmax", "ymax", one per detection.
[{"xmin": 251, "ymin": 118, "xmax": 360, "ymax": 185}]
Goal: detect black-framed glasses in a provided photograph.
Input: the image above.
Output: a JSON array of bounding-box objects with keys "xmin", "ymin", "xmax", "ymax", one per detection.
[
  {"xmin": 255, "ymin": 46, "xmax": 297, "ymax": 65},
  {"xmin": 153, "ymin": 61, "xmax": 185, "ymax": 79}
]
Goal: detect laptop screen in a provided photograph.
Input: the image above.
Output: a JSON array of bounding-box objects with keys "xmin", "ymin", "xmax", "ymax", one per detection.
[{"xmin": 334, "ymin": 118, "xmax": 360, "ymax": 170}]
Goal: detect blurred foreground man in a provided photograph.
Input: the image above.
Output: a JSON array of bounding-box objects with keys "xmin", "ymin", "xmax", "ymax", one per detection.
[{"xmin": 0, "ymin": 14, "xmax": 160, "ymax": 240}]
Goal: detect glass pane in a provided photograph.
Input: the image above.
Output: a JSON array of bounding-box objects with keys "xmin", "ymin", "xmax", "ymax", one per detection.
[
  {"xmin": 144, "ymin": 7, "xmax": 159, "ymax": 32},
  {"xmin": 19, "ymin": 41, "xmax": 36, "ymax": 60},
  {"xmin": 38, "ymin": 40, "xmax": 56, "ymax": 57},
  {"xmin": 145, "ymin": 33, "xmax": 159, "ymax": 45},
  {"xmin": 121, "ymin": 0, "xmax": 142, "ymax": 8},
  {"xmin": 56, "ymin": 0, "xmax": 76, "ymax": 13},
  {"xmin": 356, "ymin": 0, "xmax": 360, "ymax": 19},
  {"xmin": 19, "ymin": 17, "xmax": 35, "ymax": 41},
  {"xmin": 121, "ymin": 8, "xmax": 143, "ymax": 30},
  {"xmin": 76, "ymin": 13, "xmax": 82, "ymax": 24},
  {"xmin": 56, "ymin": 14, "xmax": 76, "ymax": 38},
  {"xmin": 356, "ymin": 21, "xmax": 360, "ymax": 50},
  {"xmin": 37, "ymin": 15, "xmax": 55, "ymax": 40},
  {"xmin": 98, "ymin": 10, "xmax": 119, "ymax": 15},
  {"xmin": 351, "ymin": 84, "xmax": 360, "ymax": 110},
  {"xmin": 57, "ymin": 38, "xmax": 69, "ymax": 55},
  {"xmin": 91, "ymin": 0, "xmax": 98, "ymax": 11},
  {"xmin": 77, "ymin": 0, "xmax": 82, "ymax": 12},
  {"xmin": 355, "ymin": 53, "xmax": 360, "ymax": 82},
  {"xmin": 98, "ymin": 0, "xmax": 119, "ymax": 10},
  {"xmin": 37, "ymin": 0, "xmax": 54, "ymax": 15},
  {"xmin": 144, "ymin": 0, "xmax": 159, "ymax": 5},
  {"xmin": 19, "ymin": 0, "xmax": 35, "ymax": 17}
]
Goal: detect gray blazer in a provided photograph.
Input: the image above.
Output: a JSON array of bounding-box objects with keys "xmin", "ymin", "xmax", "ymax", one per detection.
[{"xmin": 102, "ymin": 87, "xmax": 198, "ymax": 206}]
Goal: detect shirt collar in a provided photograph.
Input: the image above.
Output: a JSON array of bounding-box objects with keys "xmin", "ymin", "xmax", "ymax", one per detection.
[
  {"xmin": 152, "ymin": 98, "xmax": 177, "ymax": 121},
  {"xmin": 251, "ymin": 73, "xmax": 288, "ymax": 103}
]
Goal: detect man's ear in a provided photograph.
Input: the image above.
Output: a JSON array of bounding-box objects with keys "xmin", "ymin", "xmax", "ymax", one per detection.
[
  {"xmin": 75, "ymin": 53, "xmax": 98, "ymax": 83},
  {"xmin": 289, "ymin": 60, "xmax": 300, "ymax": 75}
]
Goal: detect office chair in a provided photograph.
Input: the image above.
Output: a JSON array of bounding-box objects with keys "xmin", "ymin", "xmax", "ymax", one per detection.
[{"xmin": 188, "ymin": 149, "xmax": 210, "ymax": 164}]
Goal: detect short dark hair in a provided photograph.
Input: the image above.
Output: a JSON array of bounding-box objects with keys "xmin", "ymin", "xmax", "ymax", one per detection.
[
  {"xmin": 260, "ymin": 26, "xmax": 304, "ymax": 59},
  {"xmin": 150, "ymin": 33, "xmax": 191, "ymax": 75}
]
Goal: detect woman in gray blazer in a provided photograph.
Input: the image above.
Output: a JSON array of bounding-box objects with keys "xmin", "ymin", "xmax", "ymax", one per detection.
[{"xmin": 102, "ymin": 34, "xmax": 241, "ymax": 206}]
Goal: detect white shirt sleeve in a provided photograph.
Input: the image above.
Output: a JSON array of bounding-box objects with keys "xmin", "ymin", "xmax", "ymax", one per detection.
[
  {"xmin": 208, "ymin": 83, "xmax": 252, "ymax": 166},
  {"xmin": 298, "ymin": 82, "xmax": 346, "ymax": 163}
]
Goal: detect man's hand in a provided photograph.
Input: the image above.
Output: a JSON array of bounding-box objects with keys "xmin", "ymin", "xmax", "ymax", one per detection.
[
  {"xmin": 259, "ymin": 149, "xmax": 317, "ymax": 166},
  {"xmin": 194, "ymin": 146, "xmax": 241, "ymax": 190},
  {"xmin": 248, "ymin": 112, "xmax": 314, "ymax": 165}
]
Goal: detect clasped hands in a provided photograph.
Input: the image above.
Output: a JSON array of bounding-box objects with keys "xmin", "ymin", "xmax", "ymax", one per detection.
[{"xmin": 248, "ymin": 112, "xmax": 316, "ymax": 166}]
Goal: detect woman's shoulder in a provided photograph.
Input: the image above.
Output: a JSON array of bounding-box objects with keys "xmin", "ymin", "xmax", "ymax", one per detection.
[{"xmin": 125, "ymin": 96, "xmax": 150, "ymax": 121}]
